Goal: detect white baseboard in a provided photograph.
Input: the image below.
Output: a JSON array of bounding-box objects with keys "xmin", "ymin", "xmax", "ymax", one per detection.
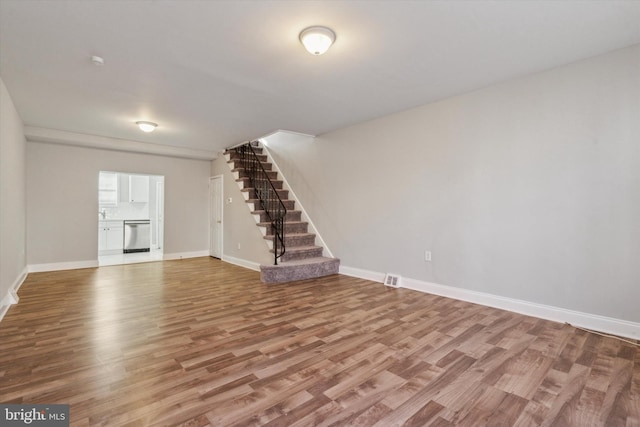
[
  {"xmin": 28, "ymin": 260, "xmax": 98, "ymax": 273},
  {"xmin": 221, "ymin": 255, "xmax": 261, "ymax": 272},
  {"xmin": 339, "ymin": 265, "xmax": 386, "ymax": 282},
  {"xmin": 163, "ymin": 250, "xmax": 210, "ymax": 261},
  {"xmin": 0, "ymin": 266, "xmax": 28, "ymax": 323},
  {"xmin": 341, "ymin": 265, "xmax": 640, "ymax": 341}
]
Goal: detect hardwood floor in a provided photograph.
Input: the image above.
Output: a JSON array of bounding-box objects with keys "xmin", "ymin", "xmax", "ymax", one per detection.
[{"xmin": 0, "ymin": 257, "xmax": 638, "ymax": 426}]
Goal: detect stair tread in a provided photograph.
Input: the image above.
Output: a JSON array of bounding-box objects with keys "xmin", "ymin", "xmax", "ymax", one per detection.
[
  {"xmin": 236, "ymin": 178, "xmax": 283, "ymax": 184},
  {"xmin": 267, "ymin": 232, "xmax": 314, "ymax": 236},
  {"xmin": 232, "ymin": 169, "xmax": 275, "ymax": 174},
  {"xmin": 263, "ymin": 233, "xmax": 315, "ymax": 240},
  {"xmin": 246, "ymin": 199, "xmax": 293, "ymax": 207},
  {"xmin": 228, "ymin": 160, "xmax": 269, "ymax": 165},
  {"xmin": 241, "ymin": 188, "xmax": 287, "ymax": 193},
  {"xmin": 261, "ymin": 257, "xmax": 339, "ymax": 268},
  {"xmin": 277, "ymin": 245, "xmax": 322, "ymax": 252},
  {"xmin": 231, "ymin": 165, "xmax": 272, "ymax": 170},
  {"xmin": 258, "ymin": 221, "xmax": 307, "ymax": 226},
  {"xmin": 253, "ymin": 209, "xmax": 300, "ymax": 213},
  {"xmin": 225, "ymin": 148, "xmax": 262, "ymax": 153},
  {"xmin": 253, "ymin": 210, "xmax": 300, "ymax": 216}
]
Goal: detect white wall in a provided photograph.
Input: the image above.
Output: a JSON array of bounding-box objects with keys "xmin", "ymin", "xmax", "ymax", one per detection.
[
  {"xmin": 27, "ymin": 141, "xmax": 211, "ymax": 266},
  {"xmin": 210, "ymin": 156, "xmax": 273, "ymax": 268},
  {"xmin": 0, "ymin": 77, "xmax": 27, "ymax": 312},
  {"xmin": 265, "ymin": 45, "xmax": 640, "ymax": 323}
]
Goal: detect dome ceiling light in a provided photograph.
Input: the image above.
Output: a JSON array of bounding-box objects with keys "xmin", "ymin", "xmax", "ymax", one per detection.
[
  {"xmin": 136, "ymin": 121, "xmax": 158, "ymax": 132},
  {"xmin": 299, "ymin": 26, "xmax": 336, "ymax": 55}
]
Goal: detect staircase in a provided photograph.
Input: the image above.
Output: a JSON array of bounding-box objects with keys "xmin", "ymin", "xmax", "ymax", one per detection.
[{"xmin": 224, "ymin": 142, "xmax": 340, "ymax": 283}]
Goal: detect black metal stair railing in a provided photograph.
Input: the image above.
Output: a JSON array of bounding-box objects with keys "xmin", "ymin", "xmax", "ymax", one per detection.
[{"xmin": 232, "ymin": 142, "xmax": 286, "ymax": 265}]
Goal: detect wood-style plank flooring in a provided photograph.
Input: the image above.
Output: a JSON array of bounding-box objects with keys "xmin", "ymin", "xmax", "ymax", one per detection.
[{"xmin": 0, "ymin": 257, "xmax": 638, "ymax": 426}]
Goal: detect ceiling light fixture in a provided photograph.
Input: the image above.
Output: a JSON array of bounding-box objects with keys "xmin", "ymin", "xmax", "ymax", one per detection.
[
  {"xmin": 91, "ymin": 55, "xmax": 104, "ymax": 65},
  {"xmin": 136, "ymin": 121, "xmax": 158, "ymax": 132},
  {"xmin": 299, "ymin": 26, "xmax": 336, "ymax": 55}
]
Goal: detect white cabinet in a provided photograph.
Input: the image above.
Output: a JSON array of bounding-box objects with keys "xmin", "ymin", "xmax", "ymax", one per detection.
[
  {"xmin": 119, "ymin": 174, "xmax": 130, "ymax": 203},
  {"xmin": 98, "ymin": 221, "xmax": 124, "ymax": 254},
  {"xmin": 98, "ymin": 172, "xmax": 118, "ymax": 206},
  {"xmin": 129, "ymin": 175, "xmax": 149, "ymax": 203}
]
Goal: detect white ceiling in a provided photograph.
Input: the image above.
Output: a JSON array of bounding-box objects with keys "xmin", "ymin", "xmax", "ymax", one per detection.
[{"xmin": 1, "ymin": 0, "xmax": 639, "ymax": 155}]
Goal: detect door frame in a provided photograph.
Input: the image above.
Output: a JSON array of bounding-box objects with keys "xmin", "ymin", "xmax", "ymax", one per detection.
[
  {"xmin": 209, "ymin": 175, "xmax": 224, "ymax": 259},
  {"xmin": 155, "ymin": 180, "xmax": 164, "ymax": 250}
]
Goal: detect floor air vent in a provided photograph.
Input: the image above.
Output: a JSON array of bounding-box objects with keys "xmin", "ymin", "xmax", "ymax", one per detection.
[{"xmin": 384, "ymin": 273, "xmax": 401, "ymax": 288}]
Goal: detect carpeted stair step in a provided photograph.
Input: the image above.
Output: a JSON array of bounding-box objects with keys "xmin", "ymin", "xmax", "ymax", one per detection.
[
  {"xmin": 226, "ymin": 151, "xmax": 267, "ymax": 162},
  {"xmin": 236, "ymin": 177, "xmax": 283, "ymax": 190},
  {"xmin": 264, "ymin": 232, "xmax": 316, "ymax": 247},
  {"xmin": 234, "ymin": 168, "xmax": 278, "ymax": 180},
  {"xmin": 254, "ymin": 210, "xmax": 302, "ymax": 222},
  {"xmin": 231, "ymin": 161, "xmax": 273, "ymax": 171},
  {"xmin": 260, "ymin": 257, "xmax": 340, "ymax": 283},
  {"xmin": 229, "ymin": 160, "xmax": 273, "ymax": 171},
  {"xmin": 247, "ymin": 198, "xmax": 295, "ymax": 210},
  {"xmin": 259, "ymin": 221, "xmax": 308, "ymax": 235},
  {"xmin": 224, "ymin": 146, "xmax": 263, "ymax": 156},
  {"xmin": 275, "ymin": 245, "xmax": 324, "ymax": 262},
  {"xmin": 242, "ymin": 187, "xmax": 289, "ymax": 200}
]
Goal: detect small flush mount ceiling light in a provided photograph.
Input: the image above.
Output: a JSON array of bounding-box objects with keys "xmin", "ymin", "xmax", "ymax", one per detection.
[
  {"xmin": 136, "ymin": 121, "xmax": 158, "ymax": 133},
  {"xmin": 91, "ymin": 55, "xmax": 104, "ymax": 66},
  {"xmin": 299, "ymin": 26, "xmax": 336, "ymax": 55}
]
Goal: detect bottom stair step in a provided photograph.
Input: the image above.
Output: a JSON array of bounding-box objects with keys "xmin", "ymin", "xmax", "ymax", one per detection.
[
  {"xmin": 260, "ymin": 257, "xmax": 340, "ymax": 283},
  {"xmin": 273, "ymin": 245, "xmax": 323, "ymax": 262}
]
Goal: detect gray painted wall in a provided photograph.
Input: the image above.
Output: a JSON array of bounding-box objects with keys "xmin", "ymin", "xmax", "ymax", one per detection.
[
  {"xmin": 0, "ymin": 78, "xmax": 27, "ymax": 300},
  {"xmin": 265, "ymin": 45, "xmax": 640, "ymax": 323},
  {"xmin": 27, "ymin": 142, "xmax": 211, "ymax": 264}
]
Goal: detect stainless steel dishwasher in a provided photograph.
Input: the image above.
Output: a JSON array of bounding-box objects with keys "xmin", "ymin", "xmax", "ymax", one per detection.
[{"xmin": 123, "ymin": 220, "xmax": 151, "ymax": 253}]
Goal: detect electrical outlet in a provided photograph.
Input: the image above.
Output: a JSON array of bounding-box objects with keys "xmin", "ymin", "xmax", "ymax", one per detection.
[
  {"xmin": 237, "ymin": 243, "xmax": 241, "ymax": 250},
  {"xmin": 425, "ymin": 251, "xmax": 432, "ymax": 262}
]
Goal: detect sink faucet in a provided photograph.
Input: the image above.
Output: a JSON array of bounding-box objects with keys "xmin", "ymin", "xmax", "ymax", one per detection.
[{"xmin": 99, "ymin": 208, "xmax": 106, "ymax": 219}]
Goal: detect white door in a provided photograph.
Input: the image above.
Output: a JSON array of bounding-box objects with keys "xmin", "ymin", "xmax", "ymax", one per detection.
[{"xmin": 209, "ymin": 176, "xmax": 223, "ymax": 259}]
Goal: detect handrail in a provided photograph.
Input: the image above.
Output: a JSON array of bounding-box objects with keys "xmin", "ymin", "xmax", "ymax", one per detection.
[{"xmin": 232, "ymin": 142, "xmax": 286, "ymax": 265}]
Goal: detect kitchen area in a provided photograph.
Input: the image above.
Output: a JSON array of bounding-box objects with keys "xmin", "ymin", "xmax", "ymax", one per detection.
[{"xmin": 98, "ymin": 171, "xmax": 164, "ymax": 266}]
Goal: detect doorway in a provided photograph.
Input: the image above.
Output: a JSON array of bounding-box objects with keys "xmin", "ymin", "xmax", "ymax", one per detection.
[
  {"xmin": 98, "ymin": 171, "xmax": 165, "ymax": 266},
  {"xmin": 209, "ymin": 176, "xmax": 223, "ymax": 259}
]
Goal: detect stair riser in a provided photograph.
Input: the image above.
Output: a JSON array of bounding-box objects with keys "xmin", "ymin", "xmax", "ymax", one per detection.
[
  {"xmin": 231, "ymin": 160, "xmax": 273, "ymax": 171},
  {"xmin": 248, "ymin": 199, "xmax": 295, "ymax": 210},
  {"xmin": 225, "ymin": 146, "xmax": 263, "ymax": 152},
  {"xmin": 266, "ymin": 234, "xmax": 316, "ymax": 248},
  {"xmin": 256, "ymin": 211, "xmax": 301, "ymax": 222},
  {"xmin": 278, "ymin": 247, "xmax": 323, "ymax": 262},
  {"xmin": 237, "ymin": 178, "xmax": 283, "ymax": 190},
  {"xmin": 262, "ymin": 222, "xmax": 308, "ymax": 235},
  {"xmin": 243, "ymin": 188, "xmax": 289, "ymax": 200},
  {"xmin": 236, "ymin": 169, "xmax": 278, "ymax": 180},
  {"xmin": 226, "ymin": 152, "xmax": 267, "ymax": 162},
  {"xmin": 223, "ymin": 148, "xmax": 267, "ymax": 162}
]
